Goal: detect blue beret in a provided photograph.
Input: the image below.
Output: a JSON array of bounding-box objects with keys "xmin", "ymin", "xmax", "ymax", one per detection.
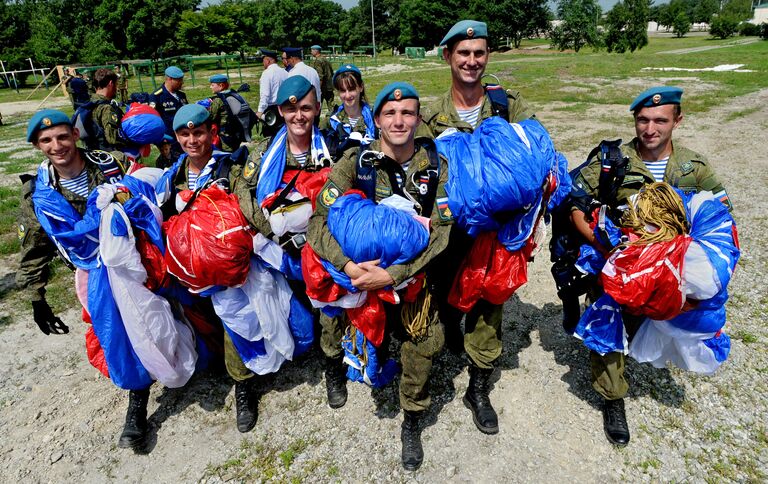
[
  {"xmin": 630, "ymin": 86, "xmax": 684, "ymax": 111},
  {"xmin": 311, "ymin": 45, "xmax": 322, "ymax": 51},
  {"xmin": 208, "ymin": 74, "xmax": 228, "ymax": 83},
  {"xmin": 262, "ymin": 49, "xmax": 278, "ymax": 60},
  {"xmin": 276, "ymin": 76, "xmax": 315, "ymax": 105},
  {"xmin": 165, "ymin": 66, "xmax": 184, "ymax": 79},
  {"xmin": 173, "ymin": 104, "xmax": 211, "ymax": 132},
  {"xmin": 440, "ymin": 20, "xmax": 488, "ymax": 47},
  {"xmin": 282, "ymin": 47, "xmax": 303, "ymax": 58},
  {"xmin": 333, "ymin": 64, "xmax": 362, "ymax": 84},
  {"xmin": 373, "ymin": 82, "xmax": 419, "ymax": 115},
  {"xmin": 27, "ymin": 109, "xmax": 71, "ymax": 142},
  {"xmin": 161, "ymin": 134, "xmax": 174, "ymax": 143}
]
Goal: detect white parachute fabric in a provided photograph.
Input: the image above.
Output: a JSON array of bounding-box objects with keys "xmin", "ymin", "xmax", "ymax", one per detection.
[
  {"xmin": 99, "ymin": 202, "xmax": 197, "ymax": 388},
  {"xmin": 211, "ymin": 257, "xmax": 296, "ymax": 375},
  {"xmin": 629, "ymin": 319, "xmax": 721, "ymax": 374}
]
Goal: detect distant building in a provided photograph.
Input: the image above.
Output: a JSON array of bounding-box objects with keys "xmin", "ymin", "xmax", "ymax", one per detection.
[{"xmin": 750, "ymin": 0, "xmax": 768, "ymax": 24}]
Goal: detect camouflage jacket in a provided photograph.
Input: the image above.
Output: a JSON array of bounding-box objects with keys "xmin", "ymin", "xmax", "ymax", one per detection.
[
  {"xmin": 311, "ymin": 55, "xmax": 334, "ymax": 94},
  {"xmin": 91, "ymin": 93, "xmax": 126, "ymax": 151}
]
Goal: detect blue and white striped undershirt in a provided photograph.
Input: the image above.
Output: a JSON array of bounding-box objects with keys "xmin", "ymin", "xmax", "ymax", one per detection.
[
  {"xmin": 59, "ymin": 170, "xmax": 90, "ymax": 198},
  {"xmin": 393, "ymin": 160, "xmax": 410, "ymax": 190},
  {"xmin": 187, "ymin": 169, "xmax": 200, "ymax": 190},
  {"xmin": 293, "ymin": 151, "xmax": 309, "ymax": 166},
  {"xmin": 348, "ymin": 117, "xmax": 360, "ymax": 128},
  {"xmin": 643, "ymin": 157, "xmax": 670, "ymax": 182},
  {"xmin": 456, "ymin": 103, "xmax": 483, "ymax": 128}
]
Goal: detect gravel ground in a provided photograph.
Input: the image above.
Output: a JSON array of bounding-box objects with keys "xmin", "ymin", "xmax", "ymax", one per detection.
[{"xmin": 0, "ymin": 89, "xmax": 766, "ymax": 483}]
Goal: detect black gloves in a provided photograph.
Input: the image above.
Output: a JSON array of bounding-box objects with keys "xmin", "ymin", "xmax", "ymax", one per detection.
[{"xmin": 31, "ymin": 299, "xmax": 69, "ymax": 335}]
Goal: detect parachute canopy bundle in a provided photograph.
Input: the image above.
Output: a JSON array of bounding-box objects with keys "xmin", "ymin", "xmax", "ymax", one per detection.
[
  {"xmin": 574, "ymin": 186, "xmax": 740, "ymax": 374},
  {"xmin": 121, "ymin": 103, "xmax": 166, "ymax": 146}
]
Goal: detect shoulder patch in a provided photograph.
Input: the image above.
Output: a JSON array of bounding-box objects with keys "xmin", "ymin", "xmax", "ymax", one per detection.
[
  {"xmin": 436, "ymin": 196, "xmax": 452, "ymax": 221},
  {"xmin": 243, "ymin": 160, "xmax": 257, "ymax": 181},
  {"xmin": 153, "ymin": 89, "xmax": 163, "ymax": 95},
  {"xmin": 680, "ymin": 161, "xmax": 694, "ymax": 174},
  {"xmin": 110, "ymin": 112, "xmax": 119, "ymax": 123},
  {"xmin": 17, "ymin": 224, "xmax": 25, "ymax": 240},
  {"xmin": 320, "ymin": 181, "xmax": 342, "ymax": 208}
]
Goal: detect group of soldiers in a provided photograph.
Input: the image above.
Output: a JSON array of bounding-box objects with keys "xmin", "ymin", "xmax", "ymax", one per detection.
[{"xmin": 17, "ymin": 19, "xmax": 730, "ymax": 471}]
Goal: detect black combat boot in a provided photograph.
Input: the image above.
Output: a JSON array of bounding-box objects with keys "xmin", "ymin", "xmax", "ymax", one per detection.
[
  {"xmin": 235, "ymin": 378, "xmax": 258, "ymax": 433},
  {"xmin": 463, "ymin": 365, "xmax": 499, "ymax": 434},
  {"xmin": 324, "ymin": 356, "xmax": 348, "ymax": 409},
  {"xmin": 401, "ymin": 410, "xmax": 424, "ymax": 471},
  {"xmin": 603, "ymin": 398, "xmax": 630, "ymax": 446},
  {"xmin": 118, "ymin": 388, "xmax": 150, "ymax": 449}
]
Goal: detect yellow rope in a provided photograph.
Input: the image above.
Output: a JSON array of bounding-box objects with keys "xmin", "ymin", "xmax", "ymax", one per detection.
[
  {"xmin": 199, "ymin": 193, "xmax": 227, "ymax": 243},
  {"xmin": 401, "ymin": 280, "xmax": 434, "ymax": 340},
  {"xmin": 623, "ymin": 182, "xmax": 689, "ymax": 245}
]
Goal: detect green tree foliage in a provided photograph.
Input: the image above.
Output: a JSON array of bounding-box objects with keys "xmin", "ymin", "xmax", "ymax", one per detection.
[
  {"xmin": 692, "ymin": 0, "xmax": 719, "ymax": 23},
  {"xmin": 672, "ymin": 11, "xmax": 691, "ymax": 37},
  {"xmin": 469, "ymin": 0, "xmax": 552, "ymax": 49},
  {"xmin": 721, "ymin": 0, "xmax": 753, "ymax": 22},
  {"xmin": 709, "ymin": 15, "xmax": 739, "ymax": 39},
  {"xmin": 550, "ymin": 0, "xmax": 602, "ymax": 52},
  {"xmin": 604, "ymin": 0, "xmax": 650, "ymax": 53}
]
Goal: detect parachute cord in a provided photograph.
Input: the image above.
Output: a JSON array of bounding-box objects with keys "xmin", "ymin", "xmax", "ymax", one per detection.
[
  {"xmin": 402, "ymin": 282, "xmax": 432, "ymax": 340},
  {"xmin": 200, "ymin": 193, "xmax": 227, "ymax": 243},
  {"xmin": 623, "ymin": 182, "xmax": 689, "ymax": 246}
]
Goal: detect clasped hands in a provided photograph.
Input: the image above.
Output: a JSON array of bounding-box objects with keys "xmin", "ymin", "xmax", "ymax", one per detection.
[{"xmin": 343, "ymin": 259, "xmax": 394, "ymax": 291}]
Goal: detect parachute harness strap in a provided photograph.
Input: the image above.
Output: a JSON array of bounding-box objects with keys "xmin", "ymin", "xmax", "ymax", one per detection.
[
  {"xmin": 401, "ymin": 279, "xmax": 434, "ymax": 341},
  {"xmin": 623, "ymin": 182, "xmax": 689, "ymax": 246}
]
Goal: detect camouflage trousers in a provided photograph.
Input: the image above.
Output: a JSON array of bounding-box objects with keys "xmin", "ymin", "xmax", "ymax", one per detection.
[{"xmin": 590, "ymin": 312, "xmax": 645, "ymax": 400}]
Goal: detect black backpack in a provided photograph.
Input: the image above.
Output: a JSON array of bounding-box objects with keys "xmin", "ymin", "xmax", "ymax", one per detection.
[
  {"xmin": 71, "ymin": 100, "xmax": 115, "ymax": 151},
  {"xmin": 215, "ymin": 91, "xmax": 258, "ymax": 146}
]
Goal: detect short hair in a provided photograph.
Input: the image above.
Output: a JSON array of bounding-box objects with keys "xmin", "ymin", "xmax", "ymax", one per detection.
[
  {"xmin": 333, "ymin": 71, "xmax": 369, "ymax": 105},
  {"xmin": 93, "ymin": 68, "xmax": 117, "ymax": 89}
]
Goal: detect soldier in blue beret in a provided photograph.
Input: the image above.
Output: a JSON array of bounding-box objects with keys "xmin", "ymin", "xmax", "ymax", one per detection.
[
  {"xmin": 560, "ymin": 85, "xmax": 731, "ymax": 447},
  {"xmin": 420, "ymin": 19, "xmax": 536, "ymax": 439},
  {"xmin": 74, "ymin": 67, "xmax": 126, "ymax": 152},
  {"xmin": 283, "ymin": 47, "xmax": 322, "ymax": 103},
  {"xmin": 257, "ymin": 49, "xmax": 289, "ymax": 138},
  {"xmin": 206, "ymin": 73, "xmax": 258, "ymax": 152},
  {"xmin": 310, "ymin": 44, "xmax": 335, "ymax": 111},
  {"xmin": 149, "ymin": 66, "xmax": 188, "ymax": 158},
  {"xmin": 319, "ymin": 63, "xmax": 376, "ymax": 160},
  {"xmin": 18, "ymin": 109, "xmax": 154, "ymax": 449},
  {"xmin": 308, "ymin": 81, "xmax": 452, "ymax": 470}
]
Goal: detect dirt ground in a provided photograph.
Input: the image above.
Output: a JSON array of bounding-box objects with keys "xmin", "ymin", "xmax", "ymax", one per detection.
[{"xmin": 0, "ymin": 88, "xmax": 766, "ymax": 482}]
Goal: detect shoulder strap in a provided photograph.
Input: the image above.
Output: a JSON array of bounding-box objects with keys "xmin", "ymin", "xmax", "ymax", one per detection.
[
  {"xmin": 414, "ymin": 138, "xmax": 441, "ymax": 217},
  {"xmin": 595, "ymin": 139, "xmax": 628, "ymax": 207},
  {"xmin": 484, "ymin": 84, "xmax": 509, "ymax": 120},
  {"xmin": 84, "ymin": 150, "xmax": 126, "ymax": 184},
  {"xmin": 356, "ymin": 147, "xmax": 381, "ymax": 200}
]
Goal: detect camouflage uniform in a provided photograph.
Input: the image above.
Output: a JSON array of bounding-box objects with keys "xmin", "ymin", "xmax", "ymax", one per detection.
[
  {"xmin": 90, "ymin": 93, "xmax": 126, "ymax": 151},
  {"xmin": 421, "ymin": 87, "xmax": 533, "ymax": 369},
  {"xmin": 571, "ymin": 138, "xmax": 729, "ymax": 400},
  {"xmin": 306, "ymin": 139, "xmax": 453, "ymax": 411},
  {"xmin": 208, "ymin": 91, "xmax": 242, "ymax": 152},
  {"xmin": 311, "ymin": 54, "xmax": 335, "ymax": 110},
  {"xmin": 17, "ymin": 151, "xmax": 128, "ymax": 300},
  {"xmin": 318, "ymin": 108, "xmax": 373, "ymax": 135},
  {"xmin": 116, "ymin": 72, "xmax": 129, "ymax": 104}
]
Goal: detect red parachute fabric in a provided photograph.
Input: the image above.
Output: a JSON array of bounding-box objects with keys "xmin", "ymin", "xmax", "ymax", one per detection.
[
  {"xmin": 449, "ymin": 231, "xmax": 532, "ymax": 313},
  {"xmin": 136, "ymin": 230, "xmax": 170, "ymax": 292},
  {"xmin": 302, "ymin": 243, "xmax": 350, "ymax": 303},
  {"xmin": 82, "ymin": 307, "xmax": 110, "ymax": 379},
  {"xmin": 182, "ymin": 297, "xmax": 225, "ymax": 357},
  {"xmin": 163, "ymin": 186, "xmax": 254, "ymax": 292},
  {"xmin": 260, "ymin": 168, "xmax": 332, "ymax": 211},
  {"xmin": 600, "ymin": 235, "xmax": 691, "ymax": 321}
]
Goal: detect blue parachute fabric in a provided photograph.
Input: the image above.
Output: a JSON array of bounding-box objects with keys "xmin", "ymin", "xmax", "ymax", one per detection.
[
  {"xmin": 223, "ymin": 324, "xmax": 268, "ymax": 362},
  {"xmin": 121, "ymin": 196, "xmax": 166, "ymax": 253},
  {"xmin": 110, "ymin": 209, "xmax": 130, "ymax": 237},
  {"xmin": 88, "ymin": 264, "xmax": 153, "ymax": 390},
  {"xmin": 121, "ymin": 112, "xmax": 166, "ymax": 145},
  {"xmin": 497, "ymin": 192, "xmax": 543, "ymax": 251},
  {"xmin": 703, "ymin": 332, "xmax": 731, "ymax": 363},
  {"xmin": 197, "ymin": 285, "xmax": 227, "ymax": 297},
  {"xmin": 327, "ymin": 193, "xmax": 429, "ymax": 267},
  {"xmin": 342, "ymin": 329, "xmax": 398, "ymax": 388},
  {"xmin": 667, "ymin": 293, "xmax": 727, "ymax": 333},
  {"xmin": 194, "ymin": 333, "xmax": 213, "ymax": 372},
  {"xmin": 574, "ymin": 294, "xmax": 627, "ymax": 355},
  {"xmin": 288, "ymin": 294, "xmax": 314, "ymax": 357},
  {"xmin": 31, "ymin": 164, "xmax": 101, "ymax": 270},
  {"xmin": 574, "ymin": 217, "xmax": 621, "ymax": 275},
  {"xmin": 196, "ymin": 98, "xmax": 213, "ymax": 109},
  {"xmin": 320, "ymin": 258, "xmax": 357, "ymax": 292},
  {"xmin": 322, "ymin": 306, "xmax": 343, "ymax": 318},
  {"xmin": 438, "ymin": 117, "xmax": 552, "ymax": 236},
  {"xmin": 549, "ymin": 152, "xmax": 573, "ymax": 211},
  {"xmin": 281, "ymin": 253, "xmax": 304, "ymax": 282}
]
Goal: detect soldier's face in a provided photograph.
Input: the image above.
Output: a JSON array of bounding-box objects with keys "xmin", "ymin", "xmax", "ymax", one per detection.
[
  {"xmin": 210, "ymin": 82, "xmax": 227, "ymax": 94},
  {"xmin": 175, "ymin": 124, "xmax": 214, "ymax": 161},
  {"xmin": 444, "ymin": 38, "xmax": 489, "ymax": 87},
  {"xmin": 339, "ymin": 84, "xmax": 363, "ymax": 109},
  {"xmin": 375, "ymin": 98, "xmax": 421, "ymax": 149},
  {"xmin": 279, "ymin": 93, "xmax": 320, "ymax": 140},
  {"xmin": 167, "ymin": 77, "xmax": 183, "ymax": 92},
  {"xmin": 634, "ymin": 104, "xmax": 682, "ymax": 154},
  {"xmin": 34, "ymin": 125, "xmax": 80, "ymax": 169}
]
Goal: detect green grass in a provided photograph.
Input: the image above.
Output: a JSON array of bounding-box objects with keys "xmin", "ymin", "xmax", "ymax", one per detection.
[
  {"xmin": 0, "ymin": 186, "xmax": 21, "ymax": 256},
  {"xmin": 724, "ymin": 106, "xmax": 761, "ymax": 121}
]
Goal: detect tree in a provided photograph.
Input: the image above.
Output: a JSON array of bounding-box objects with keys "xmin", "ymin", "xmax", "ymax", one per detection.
[
  {"xmin": 710, "ymin": 15, "xmax": 739, "ymax": 39},
  {"xmin": 672, "ymin": 11, "xmax": 691, "ymax": 38},
  {"xmin": 550, "ymin": 0, "xmax": 602, "ymax": 52},
  {"xmin": 604, "ymin": 0, "xmax": 650, "ymax": 53},
  {"xmin": 468, "ymin": 0, "xmax": 552, "ymax": 49},
  {"xmin": 692, "ymin": 0, "xmax": 719, "ymax": 23},
  {"xmin": 721, "ymin": 0, "xmax": 753, "ymax": 22}
]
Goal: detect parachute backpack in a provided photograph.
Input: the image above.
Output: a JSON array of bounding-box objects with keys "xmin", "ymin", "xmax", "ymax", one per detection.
[
  {"xmin": 215, "ymin": 91, "xmax": 258, "ymax": 145},
  {"xmin": 71, "ymin": 100, "xmax": 116, "ymax": 151}
]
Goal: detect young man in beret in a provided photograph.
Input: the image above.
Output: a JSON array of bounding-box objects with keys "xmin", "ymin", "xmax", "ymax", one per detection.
[
  {"xmin": 76, "ymin": 67, "xmax": 126, "ymax": 152},
  {"xmin": 566, "ymin": 86, "xmax": 731, "ymax": 446},
  {"xmin": 206, "ymin": 73, "xmax": 257, "ymax": 152},
  {"xmin": 155, "ymin": 104, "xmax": 264, "ymax": 434},
  {"xmin": 309, "ymin": 45, "xmax": 335, "ymax": 112},
  {"xmin": 421, "ymin": 19, "xmax": 536, "ymax": 438},
  {"xmin": 149, "ymin": 66, "xmax": 189, "ymax": 158},
  {"xmin": 17, "ymin": 110, "xmax": 148, "ymax": 449},
  {"xmin": 308, "ymin": 82, "xmax": 452, "ymax": 471},
  {"xmin": 282, "ymin": 47, "xmax": 322, "ymax": 103}
]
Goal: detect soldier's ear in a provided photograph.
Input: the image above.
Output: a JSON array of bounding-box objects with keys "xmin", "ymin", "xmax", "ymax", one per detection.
[
  {"xmin": 442, "ymin": 46, "xmax": 450, "ymax": 63},
  {"xmin": 71, "ymin": 127, "xmax": 80, "ymax": 143}
]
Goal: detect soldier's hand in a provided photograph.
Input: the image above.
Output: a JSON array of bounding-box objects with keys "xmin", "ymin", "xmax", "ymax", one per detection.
[
  {"xmin": 31, "ymin": 299, "xmax": 69, "ymax": 335},
  {"xmin": 351, "ymin": 260, "xmax": 395, "ymax": 291}
]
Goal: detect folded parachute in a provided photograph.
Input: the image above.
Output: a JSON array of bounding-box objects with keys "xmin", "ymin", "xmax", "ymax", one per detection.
[{"xmin": 121, "ymin": 103, "xmax": 166, "ymax": 146}]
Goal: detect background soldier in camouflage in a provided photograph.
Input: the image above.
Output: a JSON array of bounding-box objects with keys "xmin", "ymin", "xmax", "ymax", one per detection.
[{"xmin": 310, "ymin": 45, "xmax": 335, "ymax": 112}]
